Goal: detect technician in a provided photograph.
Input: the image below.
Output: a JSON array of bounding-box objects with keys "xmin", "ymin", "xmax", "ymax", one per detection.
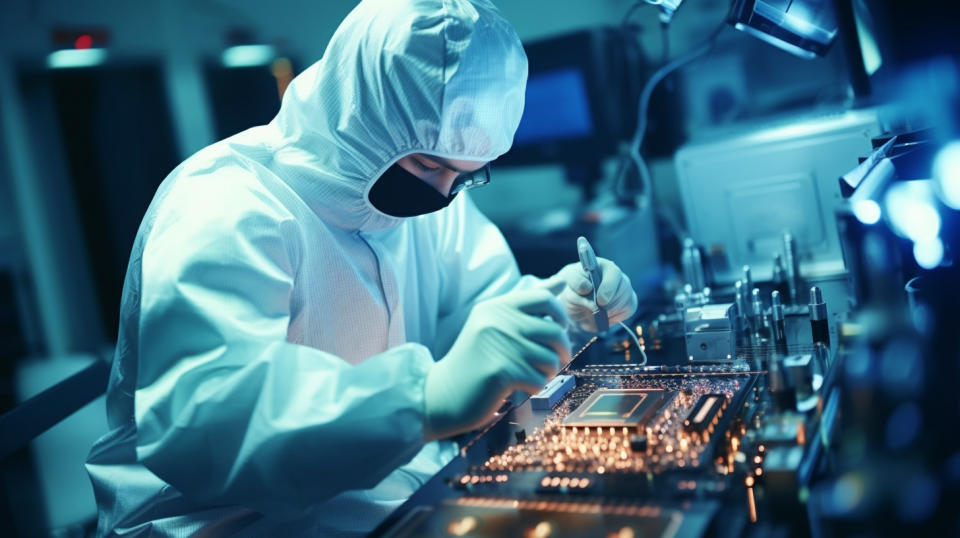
[{"xmin": 87, "ymin": 0, "xmax": 638, "ymax": 535}]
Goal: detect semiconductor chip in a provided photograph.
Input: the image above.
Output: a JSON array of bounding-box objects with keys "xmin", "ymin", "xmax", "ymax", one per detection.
[
  {"xmin": 684, "ymin": 393, "xmax": 727, "ymax": 440},
  {"xmin": 562, "ymin": 388, "xmax": 676, "ymax": 429}
]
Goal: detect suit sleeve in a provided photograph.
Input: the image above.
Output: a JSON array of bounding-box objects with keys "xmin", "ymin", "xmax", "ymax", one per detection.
[{"xmin": 134, "ymin": 187, "xmax": 433, "ymax": 514}]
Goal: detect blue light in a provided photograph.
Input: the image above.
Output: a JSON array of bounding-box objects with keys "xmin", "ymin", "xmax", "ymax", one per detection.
[
  {"xmin": 852, "ymin": 199, "xmax": 881, "ymax": 224},
  {"xmin": 913, "ymin": 237, "xmax": 944, "ymax": 269},
  {"xmin": 47, "ymin": 48, "xmax": 107, "ymax": 69},
  {"xmin": 933, "ymin": 141, "xmax": 960, "ymax": 209},
  {"xmin": 884, "ymin": 180, "xmax": 941, "ymax": 242}
]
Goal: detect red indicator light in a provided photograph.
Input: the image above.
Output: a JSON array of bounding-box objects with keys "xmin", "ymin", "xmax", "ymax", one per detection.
[{"xmin": 75, "ymin": 35, "xmax": 93, "ymax": 49}]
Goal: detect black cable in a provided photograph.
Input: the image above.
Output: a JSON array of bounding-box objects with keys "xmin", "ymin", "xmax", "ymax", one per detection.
[{"xmin": 614, "ymin": 19, "xmax": 727, "ymax": 207}]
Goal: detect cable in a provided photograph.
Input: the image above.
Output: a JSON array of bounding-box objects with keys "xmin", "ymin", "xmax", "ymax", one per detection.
[
  {"xmin": 618, "ymin": 320, "xmax": 648, "ymax": 366},
  {"xmin": 614, "ymin": 19, "xmax": 727, "ymax": 206},
  {"xmin": 660, "ymin": 20, "xmax": 670, "ymax": 63},
  {"xmin": 621, "ymin": 1, "xmax": 651, "ymax": 29}
]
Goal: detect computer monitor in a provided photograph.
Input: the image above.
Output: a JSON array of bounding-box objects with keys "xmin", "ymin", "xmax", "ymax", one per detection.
[
  {"xmin": 498, "ymin": 28, "xmax": 644, "ymax": 166},
  {"xmin": 512, "ymin": 68, "xmax": 594, "ymax": 146}
]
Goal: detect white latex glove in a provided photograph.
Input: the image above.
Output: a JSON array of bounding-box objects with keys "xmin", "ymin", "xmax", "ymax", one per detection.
[
  {"xmin": 423, "ymin": 289, "xmax": 571, "ymax": 441},
  {"xmin": 549, "ymin": 257, "xmax": 639, "ymax": 333}
]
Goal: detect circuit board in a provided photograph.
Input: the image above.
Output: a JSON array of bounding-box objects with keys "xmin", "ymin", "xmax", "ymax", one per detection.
[
  {"xmin": 479, "ymin": 372, "xmax": 744, "ymax": 476},
  {"xmin": 376, "ymin": 340, "xmax": 763, "ymax": 538}
]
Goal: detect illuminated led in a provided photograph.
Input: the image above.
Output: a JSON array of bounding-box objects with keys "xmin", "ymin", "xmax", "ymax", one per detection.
[
  {"xmin": 47, "ymin": 48, "xmax": 107, "ymax": 69},
  {"xmin": 885, "ymin": 180, "xmax": 942, "ymax": 242},
  {"xmin": 934, "ymin": 141, "xmax": 960, "ymax": 209},
  {"xmin": 914, "ymin": 237, "xmax": 944, "ymax": 269},
  {"xmin": 222, "ymin": 44, "xmax": 276, "ymax": 67},
  {"xmin": 852, "ymin": 199, "xmax": 882, "ymax": 225},
  {"xmin": 531, "ymin": 521, "xmax": 552, "ymax": 538},
  {"xmin": 74, "ymin": 34, "xmax": 93, "ymax": 49},
  {"xmin": 447, "ymin": 516, "xmax": 478, "ymax": 536}
]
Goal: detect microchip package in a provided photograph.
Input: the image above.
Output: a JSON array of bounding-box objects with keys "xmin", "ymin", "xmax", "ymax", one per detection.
[{"xmin": 562, "ymin": 388, "xmax": 676, "ymax": 429}]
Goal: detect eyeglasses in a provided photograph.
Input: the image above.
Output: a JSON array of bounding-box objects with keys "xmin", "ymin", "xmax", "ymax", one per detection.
[{"xmin": 449, "ymin": 164, "xmax": 491, "ymax": 196}]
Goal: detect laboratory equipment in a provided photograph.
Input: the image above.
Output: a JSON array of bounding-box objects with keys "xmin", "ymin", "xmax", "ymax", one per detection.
[
  {"xmin": 728, "ymin": 0, "xmax": 838, "ymax": 59},
  {"xmin": 577, "ymin": 236, "xmax": 610, "ymax": 334}
]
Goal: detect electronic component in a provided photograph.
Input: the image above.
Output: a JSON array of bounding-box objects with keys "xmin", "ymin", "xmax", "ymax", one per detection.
[
  {"xmin": 772, "ymin": 253, "xmax": 788, "ymax": 298},
  {"xmin": 531, "ymin": 375, "xmax": 576, "ymax": 411},
  {"xmin": 562, "ymin": 388, "xmax": 674, "ymax": 429},
  {"xmin": 681, "ymin": 238, "xmax": 706, "ymax": 291},
  {"xmin": 684, "ymin": 303, "xmax": 737, "ymax": 361},
  {"xmin": 735, "ymin": 280, "xmax": 749, "ymax": 337},
  {"xmin": 783, "ymin": 233, "xmax": 802, "ymax": 304},
  {"xmin": 771, "ymin": 291, "xmax": 788, "ymax": 354},
  {"xmin": 783, "ymin": 353, "xmax": 815, "ymax": 411},
  {"xmin": 751, "ymin": 288, "xmax": 765, "ymax": 341},
  {"xmin": 684, "ymin": 393, "xmax": 728, "ymax": 440},
  {"xmin": 629, "ymin": 434, "xmax": 648, "ymax": 452},
  {"xmin": 536, "ymin": 474, "xmax": 595, "ymax": 495},
  {"xmin": 808, "ymin": 286, "xmax": 830, "ymax": 347}
]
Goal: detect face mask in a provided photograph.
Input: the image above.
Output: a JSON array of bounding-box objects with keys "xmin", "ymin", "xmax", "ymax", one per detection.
[{"xmin": 368, "ymin": 163, "xmax": 456, "ymax": 217}]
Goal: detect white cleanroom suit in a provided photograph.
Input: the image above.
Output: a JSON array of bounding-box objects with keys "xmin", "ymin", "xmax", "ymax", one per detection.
[{"xmin": 86, "ymin": 0, "xmax": 637, "ymax": 536}]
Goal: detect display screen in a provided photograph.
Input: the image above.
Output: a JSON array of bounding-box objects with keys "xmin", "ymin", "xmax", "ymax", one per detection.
[{"xmin": 513, "ymin": 68, "xmax": 594, "ymax": 145}]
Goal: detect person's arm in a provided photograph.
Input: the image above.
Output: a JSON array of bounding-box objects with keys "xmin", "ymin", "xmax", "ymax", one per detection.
[
  {"xmin": 433, "ymin": 193, "xmax": 637, "ymax": 345},
  {"xmin": 432, "ymin": 193, "xmax": 543, "ymax": 355},
  {"xmin": 134, "ymin": 186, "xmax": 431, "ymax": 515}
]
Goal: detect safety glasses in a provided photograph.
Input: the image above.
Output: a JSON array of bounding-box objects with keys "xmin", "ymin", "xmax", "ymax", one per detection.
[{"xmin": 449, "ymin": 164, "xmax": 491, "ymax": 196}]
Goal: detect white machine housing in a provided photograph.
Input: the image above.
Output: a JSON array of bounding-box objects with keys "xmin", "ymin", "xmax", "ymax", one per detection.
[{"xmin": 675, "ymin": 109, "xmax": 881, "ymax": 283}]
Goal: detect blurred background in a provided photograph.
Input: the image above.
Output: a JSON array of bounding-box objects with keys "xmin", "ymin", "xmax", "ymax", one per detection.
[{"xmin": 1, "ymin": 0, "xmax": 958, "ymax": 536}]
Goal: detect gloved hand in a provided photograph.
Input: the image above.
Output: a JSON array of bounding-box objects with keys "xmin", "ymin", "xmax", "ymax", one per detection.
[
  {"xmin": 423, "ymin": 289, "xmax": 571, "ymax": 441},
  {"xmin": 552, "ymin": 257, "xmax": 638, "ymax": 333}
]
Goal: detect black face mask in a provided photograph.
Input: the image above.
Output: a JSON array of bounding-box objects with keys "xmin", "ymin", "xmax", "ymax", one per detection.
[{"xmin": 368, "ymin": 163, "xmax": 456, "ymax": 217}]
